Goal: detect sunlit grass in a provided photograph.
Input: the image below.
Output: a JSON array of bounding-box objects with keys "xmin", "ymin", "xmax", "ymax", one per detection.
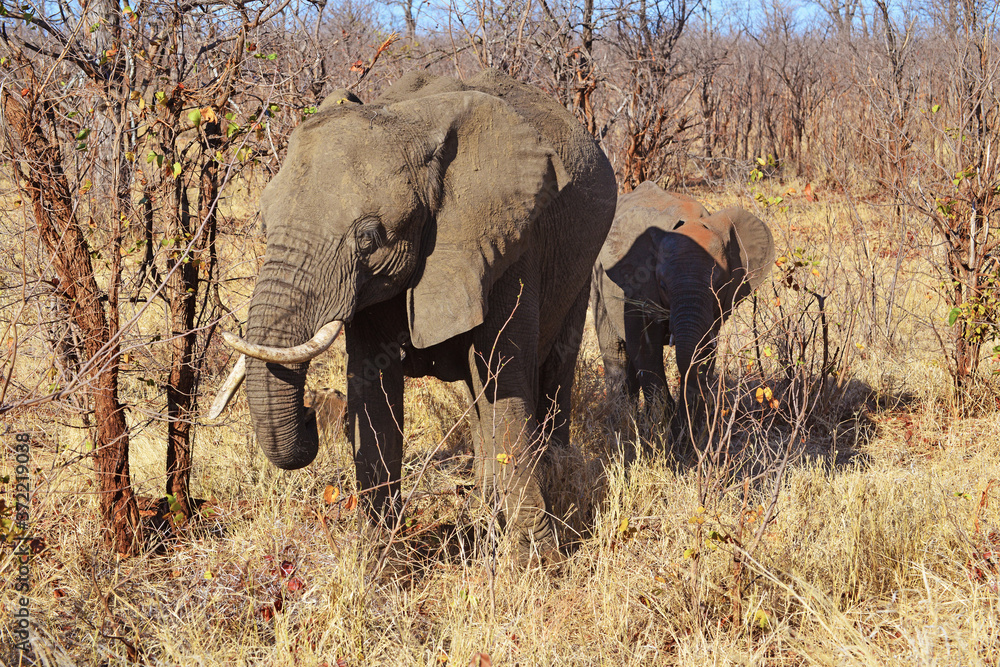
[{"xmin": 2, "ymin": 187, "xmax": 1000, "ymax": 665}]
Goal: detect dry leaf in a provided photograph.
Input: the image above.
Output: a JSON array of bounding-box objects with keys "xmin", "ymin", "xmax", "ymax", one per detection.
[
  {"xmin": 344, "ymin": 495, "xmax": 358, "ymax": 511},
  {"xmin": 469, "ymin": 653, "xmax": 492, "ymax": 667},
  {"xmin": 324, "ymin": 485, "xmax": 339, "ymax": 504}
]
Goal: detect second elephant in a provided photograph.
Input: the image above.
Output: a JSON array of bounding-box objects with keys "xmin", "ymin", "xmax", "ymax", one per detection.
[{"xmin": 591, "ymin": 182, "xmax": 774, "ymax": 436}]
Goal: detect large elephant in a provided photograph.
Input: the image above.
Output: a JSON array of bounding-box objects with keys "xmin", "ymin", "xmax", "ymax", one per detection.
[
  {"xmin": 215, "ymin": 70, "xmax": 617, "ymax": 563},
  {"xmin": 591, "ymin": 182, "xmax": 774, "ymax": 438}
]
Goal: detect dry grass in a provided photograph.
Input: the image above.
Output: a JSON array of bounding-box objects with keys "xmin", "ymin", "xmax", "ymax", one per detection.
[{"xmin": 2, "ymin": 184, "xmax": 1000, "ymax": 666}]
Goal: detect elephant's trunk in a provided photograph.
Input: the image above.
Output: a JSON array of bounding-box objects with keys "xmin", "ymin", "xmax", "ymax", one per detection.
[
  {"xmin": 245, "ymin": 355, "xmax": 317, "ymax": 469},
  {"xmin": 243, "ymin": 258, "xmax": 331, "ymax": 470},
  {"xmin": 665, "ymin": 266, "xmax": 718, "ymax": 425}
]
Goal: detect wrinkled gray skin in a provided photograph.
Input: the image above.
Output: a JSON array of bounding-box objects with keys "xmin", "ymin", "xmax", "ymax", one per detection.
[
  {"xmin": 245, "ymin": 70, "xmax": 616, "ymax": 562},
  {"xmin": 592, "ymin": 182, "xmax": 774, "ymax": 438}
]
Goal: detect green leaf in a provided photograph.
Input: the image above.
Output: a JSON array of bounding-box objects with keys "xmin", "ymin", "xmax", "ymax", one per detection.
[
  {"xmin": 75, "ymin": 128, "xmax": 90, "ymax": 140},
  {"xmin": 188, "ymin": 108, "xmax": 201, "ymax": 127},
  {"xmin": 172, "ymin": 162, "xmax": 182, "ymax": 178},
  {"xmin": 947, "ymin": 307, "xmax": 961, "ymax": 326},
  {"xmin": 932, "ymin": 104, "xmax": 940, "ymax": 113}
]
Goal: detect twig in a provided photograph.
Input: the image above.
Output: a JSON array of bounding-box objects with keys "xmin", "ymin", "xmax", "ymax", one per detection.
[{"xmin": 347, "ymin": 33, "xmax": 400, "ymax": 91}]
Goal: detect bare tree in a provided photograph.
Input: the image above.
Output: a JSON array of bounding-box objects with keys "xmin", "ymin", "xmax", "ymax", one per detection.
[
  {"xmin": 609, "ymin": 0, "xmax": 700, "ymax": 189},
  {"xmin": 0, "ymin": 0, "xmax": 285, "ymax": 551}
]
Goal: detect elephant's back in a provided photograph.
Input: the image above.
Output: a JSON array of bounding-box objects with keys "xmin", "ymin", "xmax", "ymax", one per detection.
[
  {"xmin": 371, "ymin": 72, "xmax": 468, "ymax": 105},
  {"xmin": 465, "ymin": 70, "xmax": 612, "ymax": 189},
  {"xmin": 373, "ymin": 70, "xmax": 615, "ymax": 204}
]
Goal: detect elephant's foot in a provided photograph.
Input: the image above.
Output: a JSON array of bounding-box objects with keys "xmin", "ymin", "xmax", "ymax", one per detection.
[
  {"xmin": 515, "ymin": 530, "xmax": 565, "ymax": 570},
  {"xmin": 472, "ymin": 482, "xmax": 564, "ymax": 568},
  {"xmin": 507, "ymin": 496, "xmax": 563, "ymax": 569}
]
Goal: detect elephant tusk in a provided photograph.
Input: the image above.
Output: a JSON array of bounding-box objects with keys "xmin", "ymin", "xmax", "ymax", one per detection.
[
  {"xmin": 221, "ymin": 320, "xmax": 344, "ymax": 364},
  {"xmin": 206, "ymin": 354, "xmax": 247, "ymax": 420}
]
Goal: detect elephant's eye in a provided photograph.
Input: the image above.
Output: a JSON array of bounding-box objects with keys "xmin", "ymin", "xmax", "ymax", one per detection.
[{"xmin": 356, "ymin": 222, "xmax": 385, "ymax": 254}]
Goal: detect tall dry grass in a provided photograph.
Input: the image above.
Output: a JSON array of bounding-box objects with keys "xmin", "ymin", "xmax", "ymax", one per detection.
[{"xmin": 2, "ymin": 183, "xmax": 1000, "ymax": 665}]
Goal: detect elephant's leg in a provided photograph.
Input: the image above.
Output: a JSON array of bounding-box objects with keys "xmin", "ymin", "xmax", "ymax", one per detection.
[
  {"xmin": 592, "ymin": 282, "xmax": 632, "ymax": 401},
  {"xmin": 469, "ymin": 282, "xmax": 557, "ymax": 562},
  {"xmin": 625, "ymin": 356, "xmax": 641, "ymax": 398},
  {"xmin": 537, "ymin": 282, "xmax": 590, "ymax": 449},
  {"xmin": 623, "ymin": 308, "xmax": 673, "ymax": 417},
  {"xmin": 345, "ymin": 306, "xmax": 405, "ymax": 526}
]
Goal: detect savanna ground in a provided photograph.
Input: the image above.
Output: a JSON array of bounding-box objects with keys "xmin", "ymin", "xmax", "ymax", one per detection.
[
  {"xmin": 2, "ymin": 0, "xmax": 1000, "ymax": 664},
  {"xmin": 3, "ymin": 176, "xmax": 999, "ymax": 665}
]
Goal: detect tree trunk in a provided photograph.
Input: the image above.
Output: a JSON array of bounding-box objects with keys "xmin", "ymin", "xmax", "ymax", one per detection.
[{"xmin": 3, "ymin": 88, "xmax": 142, "ymax": 555}]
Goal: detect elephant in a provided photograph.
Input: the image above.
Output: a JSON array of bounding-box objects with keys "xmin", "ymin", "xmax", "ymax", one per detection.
[
  {"xmin": 591, "ymin": 181, "xmax": 774, "ymax": 440},
  {"xmin": 212, "ymin": 69, "xmax": 617, "ymax": 564}
]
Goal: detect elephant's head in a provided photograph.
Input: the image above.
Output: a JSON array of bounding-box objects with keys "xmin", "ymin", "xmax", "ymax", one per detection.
[
  {"xmin": 598, "ymin": 184, "xmax": 710, "ymax": 311},
  {"xmin": 225, "ymin": 76, "xmax": 571, "ymax": 470},
  {"xmin": 656, "ymin": 208, "xmax": 773, "ymax": 408}
]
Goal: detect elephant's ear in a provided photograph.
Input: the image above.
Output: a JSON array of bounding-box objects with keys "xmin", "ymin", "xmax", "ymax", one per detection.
[
  {"xmin": 399, "ymin": 91, "xmax": 571, "ymax": 349},
  {"xmin": 713, "ymin": 207, "xmax": 775, "ymax": 292},
  {"xmin": 605, "ymin": 226, "xmax": 671, "ymax": 306}
]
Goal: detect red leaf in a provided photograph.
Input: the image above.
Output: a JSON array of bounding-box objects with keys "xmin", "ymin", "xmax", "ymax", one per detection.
[
  {"xmin": 280, "ymin": 560, "xmax": 295, "ymax": 577},
  {"xmin": 287, "ymin": 577, "xmax": 304, "ymax": 591},
  {"xmin": 469, "ymin": 653, "xmax": 492, "ymax": 667}
]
